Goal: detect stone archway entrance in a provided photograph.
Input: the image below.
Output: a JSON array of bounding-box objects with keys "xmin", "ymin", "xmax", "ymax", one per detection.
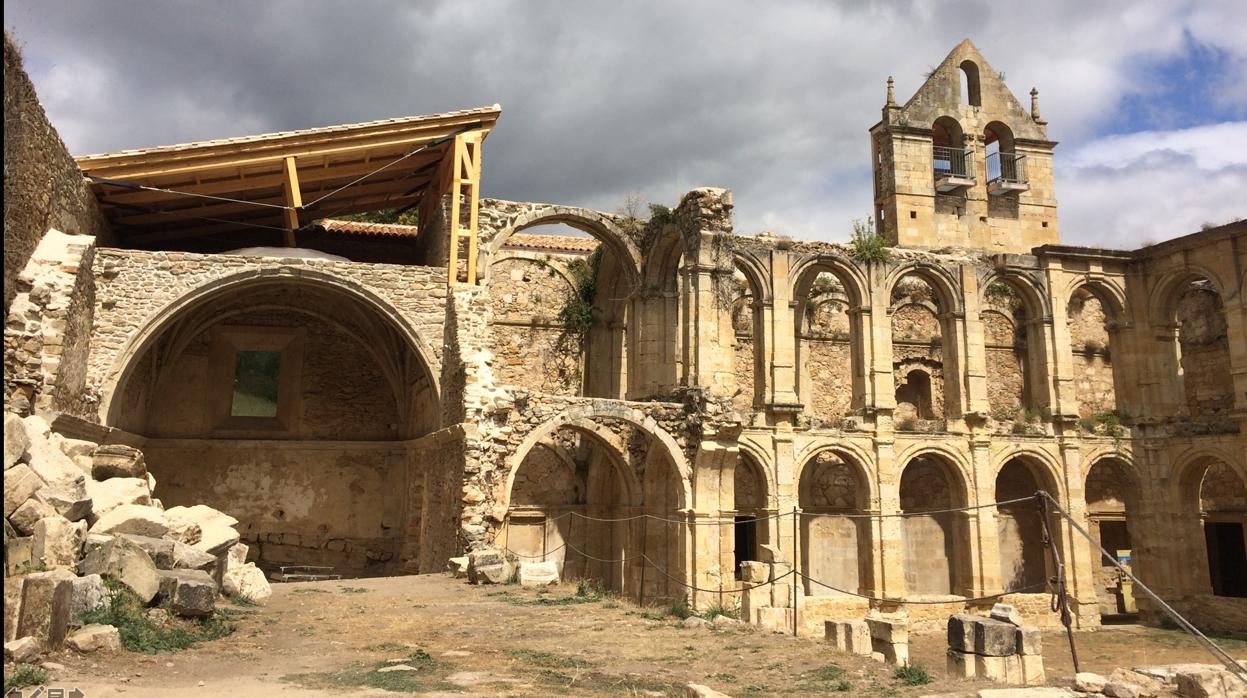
[{"xmin": 106, "ymin": 275, "xmax": 439, "ymax": 578}]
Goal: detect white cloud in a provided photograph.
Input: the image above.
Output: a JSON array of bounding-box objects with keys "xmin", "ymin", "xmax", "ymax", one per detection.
[
  {"xmin": 1057, "ymin": 123, "xmax": 1247, "ymax": 247},
  {"xmin": 4, "ymin": 0, "xmax": 1246, "ymax": 248}
]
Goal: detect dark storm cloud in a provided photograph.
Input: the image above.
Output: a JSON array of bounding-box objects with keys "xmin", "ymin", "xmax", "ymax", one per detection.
[{"xmin": 6, "ymin": 0, "xmax": 1246, "ymax": 244}]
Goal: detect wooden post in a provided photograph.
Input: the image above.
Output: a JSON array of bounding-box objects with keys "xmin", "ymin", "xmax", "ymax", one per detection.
[
  {"xmin": 281, "ymin": 156, "xmax": 302, "ymax": 247},
  {"xmin": 443, "ymin": 131, "xmax": 483, "ymax": 286}
]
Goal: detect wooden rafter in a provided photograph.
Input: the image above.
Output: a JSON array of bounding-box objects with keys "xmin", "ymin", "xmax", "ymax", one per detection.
[{"xmin": 282, "ymin": 156, "xmax": 302, "ymax": 247}]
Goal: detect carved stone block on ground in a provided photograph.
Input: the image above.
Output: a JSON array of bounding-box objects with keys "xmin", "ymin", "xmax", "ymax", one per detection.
[
  {"xmin": 120, "ymin": 533, "xmax": 176, "ymax": 569},
  {"xmin": 9, "ymin": 497, "xmax": 56, "ymax": 535},
  {"xmin": 4, "ymin": 413, "xmax": 31, "ymax": 470},
  {"xmin": 974, "ymin": 616, "xmax": 1018, "ymax": 657},
  {"xmin": 32, "ymin": 514, "xmax": 87, "ymax": 568},
  {"xmin": 85, "ymin": 477, "xmax": 151, "ymax": 522},
  {"xmin": 67, "ymin": 623, "xmax": 122, "ymax": 652},
  {"xmin": 4, "ymin": 463, "xmax": 43, "ymax": 518},
  {"xmin": 516, "ymin": 560, "xmax": 559, "ymax": 586},
  {"xmin": 78, "ymin": 536, "xmax": 160, "ymax": 603},
  {"xmin": 91, "ymin": 444, "xmax": 147, "ymax": 480},
  {"xmin": 466, "ymin": 548, "xmax": 510, "ymax": 585},
  {"xmin": 222, "ymin": 562, "xmax": 272, "ymax": 604},
  {"xmin": 17, "ymin": 569, "xmax": 75, "ymax": 648},
  {"xmin": 946, "ymin": 648, "xmax": 975, "ymax": 678},
  {"xmin": 69, "ymin": 574, "xmax": 109, "ymax": 626},
  {"xmin": 89, "ymin": 503, "xmax": 169, "ymax": 538},
  {"xmin": 157, "ymin": 569, "xmax": 216, "ymax": 617},
  {"xmin": 825, "ymin": 619, "xmax": 871, "ymax": 656}
]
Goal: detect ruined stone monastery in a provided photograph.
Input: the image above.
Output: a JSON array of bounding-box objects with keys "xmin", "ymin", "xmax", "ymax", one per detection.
[{"xmin": 6, "ymin": 38, "xmax": 1246, "ymax": 636}]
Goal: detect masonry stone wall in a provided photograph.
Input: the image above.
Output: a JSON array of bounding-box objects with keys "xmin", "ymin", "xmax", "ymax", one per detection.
[
  {"xmin": 87, "ymin": 249, "xmax": 449, "ymax": 416},
  {"xmin": 1176, "ymin": 285, "xmax": 1234, "ymax": 418},
  {"xmin": 487, "ymin": 254, "xmax": 582, "ymax": 395},
  {"xmin": 3, "ymin": 34, "xmax": 112, "ymax": 313}
]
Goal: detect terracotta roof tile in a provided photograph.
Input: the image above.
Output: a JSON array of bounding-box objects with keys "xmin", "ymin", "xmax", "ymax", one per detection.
[{"xmin": 316, "ymin": 220, "xmax": 599, "ymax": 254}]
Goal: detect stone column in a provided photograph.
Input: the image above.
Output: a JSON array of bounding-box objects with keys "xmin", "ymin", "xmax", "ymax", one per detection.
[
  {"xmin": 959, "ymin": 266, "xmax": 989, "ymax": 418},
  {"xmin": 675, "ymin": 189, "xmax": 737, "ymax": 398},
  {"xmin": 1057, "ymin": 442, "xmax": 1100, "ymax": 627},
  {"xmin": 967, "ymin": 439, "xmax": 995, "ymax": 597},
  {"xmin": 875, "ymin": 439, "xmax": 907, "ymax": 599},
  {"xmin": 868, "ymin": 264, "xmax": 896, "ymax": 415},
  {"xmin": 767, "ymin": 250, "xmax": 801, "ymax": 407},
  {"xmin": 1043, "ymin": 267, "xmax": 1081, "ymax": 418}
]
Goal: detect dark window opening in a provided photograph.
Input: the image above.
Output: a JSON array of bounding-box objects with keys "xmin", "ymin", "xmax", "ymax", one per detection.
[
  {"xmin": 1206, "ymin": 521, "xmax": 1247, "ymax": 597},
  {"xmin": 231, "ymin": 350, "xmax": 281, "ymax": 417},
  {"xmin": 734, "ymin": 516, "xmax": 758, "ymax": 580}
]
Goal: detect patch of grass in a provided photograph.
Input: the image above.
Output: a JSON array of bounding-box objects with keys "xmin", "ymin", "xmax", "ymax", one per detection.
[
  {"xmin": 707, "ymin": 673, "xmax": 737, "ymax": 682},
  {"xmin": 282, "ymin": 650, "xmax": 436, "ymax": 694},
  {"xmin": 4, "ymin": 664, "xmax": 48, "ymax": 692},
  {"xmin": 338, "ymin": 586, "xmax": 368, "ymax": 594},
  {"xmin": 699, "ymin": 601, "xmax": 739, "ymax": 620},
  {"xmin": 850, "ymin": 217, "xmax": 891, "ymax": 262},
  {"xmin": 490, "ymin": 588, "xmax": 603, "ymax": 607},
  {"xmin": 808, "ymin": 664, "xmax": 845, "ymax": 681},
  {"xmin": 231, "ymin": 594, "xmax": 258, "ymax": 607},
  {"xmin": 894, "ymin": 663, "xmax": 932, "ymax": 686},
  {"xmin": 506, "ymin": 649, "xmax": 589, "ymax": 669},
  {"xmin": 80, "ymin": 580, "xmax": 236, "ymax": 654},
  {"xmin": 292, "ymin": 588, "xmax": 331, "ymax": 594}
]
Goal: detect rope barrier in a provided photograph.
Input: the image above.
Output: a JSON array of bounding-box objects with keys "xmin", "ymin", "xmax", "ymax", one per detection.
[
  {"xmin": 1039, "ymin": 491, "xmax": 1247, "ymax": 685},
  {"xmin": 794, "ymin": 570, "xmax": 1048, "ymax": 604},
  {"xmin": 798, "ymin": 495, "xmax": 1036, "ymax": 519}
]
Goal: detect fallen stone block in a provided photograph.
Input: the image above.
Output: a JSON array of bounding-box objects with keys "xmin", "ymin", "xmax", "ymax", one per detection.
[
  {"xmin": 17, "ymin": 569, "xmax": 75, "ymax": 648},
  {"xmin": 78, "ymin": 536, "xmax": 161, "ymax": 603},
  {"xmin": 91, "ymin": 444, "xmax": 147, "ymax": 480},
  {"xmin": 5, "ymin": 413, "xmax": 31, "ymax": 470},
  {"xmin": 1073, "ymin": 672, "xmax": 1107, "ymax": 693},
  {"xmin": 4, "ymin": 578, "xmax": 24, "ymax": 642},
  {"xmin": 1106, "ymin": 668, "xmax": 1164, "ymax": 697},
  {"xmin": 466, "ymin": 548, "xmax": 510, "ymax": 585},
  {"xmin": 192, "ymin": 523, "xmax": 240, "ymax": 557},
  {"xmin": 517, "ymin": 560, "xmax": 559, "ymax": 586},
  {"xmin": 223, "ymin": 562, "xmax": 272, "ymax": 604},
  {"xmin": 825, "ymin": 619, "xmax": 871, "ymax": 656},
  {"xmin": 682, "ymin": 616, "xmax": 708, "ymax": 629},
  {"xmin": 120, "ymin": 533, "xmax": 176, "ymax": 569},
  {"xmin": 1015, "ymin": 626, "xmax": 1043, "ymax": 656},
  {"xmin": 85, "ymin": 477, "xmax": 151, "ymax": 522},
  {"xmin": 686, "ymin": 684, "xmax": 733, "ymax": 698},
  {"xmin": 740, "ymin": 560, "xmax": 768, "ymax": 583},
  {"xmin": 771, "ymin": 581, "xmax": 792, "ymax": 608},
  {"xmin": 1021, "ymin": 654, "xmax": 1046, "ymax": 687},
  {"xmin": 34, "ymin": 485, "xmax": 92, "ymax": 522},
  {"xmin": 975, "ymin": 653, "xmax": 1014, "ymax": 683},
  {"xmin": 9, "ymin": 497, "xmax": 56, "ymax": 535},
  {"xmin": 89, "ymin": 503, "xmax": 169, "ymax": 538},
  {"xmin": 56, "ymin": 437, "xmax": 97, "ymax": 474},
  {"xmin": 740, "ymin": 583, "xmax": 769, "ymax": 624},
  {"xmin": 157, "ymin": 569, "xmax": 216, "ymax": 617},
  {"xmin": 976, "ymin": 689, "xmax": 1076, "ymax": 697},
  {"xmin": 1174, "ymin": 666, "xmax": 1237, "ymax": 698},
  {"xmin": 67, "ymin": 623, "xmax": 122, "ymax": 653},
  {"xmin": 171, "ymin": 541, "xmax": 218, "ymax": 574},
  {"xmin": 948, "ymin": 613, "xmax": 981, "ymax": 653},
  {"xmin": 756, "ymin": 606, "xmax": 793, "ymax": 634},
  {"xmin": 4, "ymin": 463, "xmax": 43, "ymax": 518},
  {"xmin": 4, "ymin": 636, "xmax": 42, "ymax": 663},
  {"xmin": 447, "ymin": 556, "xmax": 469, "ymax": 577},
  {"xmin": 974, "ymin": 617, "xmax": 1019, "ymax": 657},
  {"xmin": 69, "ymin": 574, "xmax": 110, "ymax": 625},
  {"xmin": 32, "ymin": 514, "xmax": 87, "ymax": 569},
  {"xmin": 25, "ymin": 432, "xmax": 89, "ymax": 513},
  {"xmin": 990, "ymin": 602, "xmax": 1024, "ymax": 626},
  {"xmin": 947, "ymin": 648, "xmax": 976, "ymax": 679},
  {"xmin": 165, "ymin": 504, "xmax": 238, "ymax": 531},
  {"xmin": 5, "ymin": 535, "xmax": 34, "ymax": 577}
]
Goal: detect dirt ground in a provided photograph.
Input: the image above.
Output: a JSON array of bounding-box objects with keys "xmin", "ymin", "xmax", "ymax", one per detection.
[{"xmin": 21, "ymin": 573, "xmax": 1247, "ymax": 697}]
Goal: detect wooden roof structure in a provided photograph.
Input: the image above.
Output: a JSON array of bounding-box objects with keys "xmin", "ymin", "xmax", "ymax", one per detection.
[{"xmin": 76, "ymin": 106, "xmax": 501, "ymax": 249}]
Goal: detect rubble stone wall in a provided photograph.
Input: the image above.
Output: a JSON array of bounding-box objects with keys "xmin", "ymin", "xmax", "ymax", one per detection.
[{"xmin": 3, "ymin": 35, "xmax": 112, "ymax": 312}]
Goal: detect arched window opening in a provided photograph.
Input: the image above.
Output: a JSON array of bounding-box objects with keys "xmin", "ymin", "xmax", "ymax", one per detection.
[
  {"xmin": 895, "ymin": 369, "xmax": 934, "ymax": 420},
  {"xmin": 795, "ymin": 269, "xmax": 858, "ymax": 426},
  {"xmin": 983, "ymin": 280, "xmax": 1039, "ymax": 430},
  {"xmin": 799, "ymin": 451, "xmax": 869, "ymax": 596},
  {"xmin": 890, "ymin": 273, "xmax": 951, "ymax": 430},
  {"xmin": 489, "ymin": 225, "xmax": 597, "ymax": 397},
  {"xmin": 1068, "ymin": 287, "xmax": 1118, "ymax": 430},
  {"xmin": 985, "ymin": 122, "xmax": 1027, "ymax": 191},
  {"xmin": 730, "ymin": 266, "xmax": 763, "ymax": 412},
  {"xmin": 959, "ymin": 60, "xmax": 981, "ymax": 106},
  {"xmin": 899, "ymin": 455, "xmax": 965, "ymax": 596},
  {"xmin": 995, "ymin": 459, "xmax": 1048, "ymax": 592},
  {"xmin": 933, "ymin": 116, "xmax": 972, "ymax": 189},
  {"xmin": 1174, "ymin": 279, "xmax": 1234, "ymax": 420},
  {"xmin": 733, "ymin": 453, "xmax": 767, "ymax": 579},
  {"xmin": 1086, "ymin": 458, "xmax": 1139, "ymax": 618},
  {"xmin": 1198, "ymin": 462, "xmax": 1247, "ymax": 598}
]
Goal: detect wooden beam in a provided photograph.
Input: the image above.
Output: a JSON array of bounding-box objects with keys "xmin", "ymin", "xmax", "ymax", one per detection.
[
  {"xmin": 82, "ymin": 119, "xmax": 490, "ymax": 181},
  {"xmin": 282, "ymin": 156, "xmax": 302, "ymax": 247},
  {"xmin": 464, "ymin": 132, "xmax": 482, "ymax": 285},
  {"xmin": 96, "ymin": 150, "xmax": 445, "ymax": 206}
]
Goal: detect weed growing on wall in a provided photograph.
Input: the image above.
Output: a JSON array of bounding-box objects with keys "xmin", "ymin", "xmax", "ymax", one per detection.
[{"xmin": 850, "ymin": 217, "xmax": 891, "ymax": 263}]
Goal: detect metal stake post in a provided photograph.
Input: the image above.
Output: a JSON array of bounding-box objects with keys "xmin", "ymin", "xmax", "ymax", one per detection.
[{"xmin": 1036, "ymin": 491, "xmax": 1080, "ymax": 674}]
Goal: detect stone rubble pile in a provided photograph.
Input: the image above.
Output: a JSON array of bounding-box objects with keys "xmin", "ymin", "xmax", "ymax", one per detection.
[
  {"xmin": 916, "ymin": 663, "xmax": 1246, "ymax": 697},
  {"xmin": 945, "ymin": 604, "xmax": 1046, "ymax": 686},
  {"xmin": 3, "ymin": 412, "xmax": 271, "ymax": 663}
]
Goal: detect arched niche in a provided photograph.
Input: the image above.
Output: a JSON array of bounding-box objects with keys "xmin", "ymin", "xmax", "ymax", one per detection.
[
  {"xmin": 1084, "ymin": 456, "xmax": 1140, "ymax": 617},
  {"xmin": 798, "ymin": 449, "xmax": 872, "ymax": 596},
  {"xmin": 792, "ymin": 259, "xmax": 868, "ymax": 425},
  {"xmin": 899, "ymin": 453, "xmax": 970, "ymax": 596}
]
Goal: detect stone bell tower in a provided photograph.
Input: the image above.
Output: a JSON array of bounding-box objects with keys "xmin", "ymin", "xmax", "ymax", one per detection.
[{"xmin": 870, "ymin": 39, "xmax": 1059, "ymax": 252}]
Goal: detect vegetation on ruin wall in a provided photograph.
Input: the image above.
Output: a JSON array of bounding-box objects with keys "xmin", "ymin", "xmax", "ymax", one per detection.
[
  {"xmin": 850, "ymin": 217, "xmax": 891, "ymax": 262},
  {"xmin": 340, "ymin": 208, "xmax": 419, "ymax": 226}
]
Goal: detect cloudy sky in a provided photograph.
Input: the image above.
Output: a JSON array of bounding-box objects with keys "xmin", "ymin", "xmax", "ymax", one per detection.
[{"xmin": 6, "ymin": 0, "xmax": 1246, "ymax": 248}]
